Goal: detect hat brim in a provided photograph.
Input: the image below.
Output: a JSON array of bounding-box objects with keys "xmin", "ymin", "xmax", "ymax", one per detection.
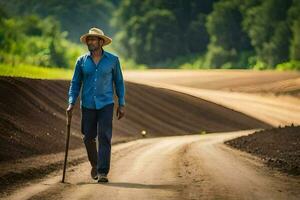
[{"xmin": 80, "ymin": 34, "xmax": 112, "ymax": 46}]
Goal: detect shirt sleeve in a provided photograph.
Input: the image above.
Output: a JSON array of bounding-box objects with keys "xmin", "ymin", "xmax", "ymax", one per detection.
[
  {"xmin": 68, "ymin": 57, "xmax": 83, "ymax": 105},
  {"xmin": 113, "ymin": 57, "xmax": 126, "ymax": 106}
]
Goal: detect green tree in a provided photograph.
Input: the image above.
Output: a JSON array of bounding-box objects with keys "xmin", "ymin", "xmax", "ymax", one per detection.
[
  {"xmin": 186, "ymin": 13, "xmax": 209, "ymax": 53},
  {"xmin": 112, "ymin": 0, "xmax": 216, "ymax": 66},
  {"xmin": 288, "ymin": 0, "xmax": 300, "ymax": 60},
  {"xmin": 205, "ymin": 0, "xmax": 252, "ymax": 68},
  {"xmin": 0, "ymin": 14, "xmax": 80, "ymax": 68},
  {"xmin": 128, "ymin": 9, "xmax": 181, "ymax": 65},
  {"xmin": 0, "ymin": 0, "xmax": 114, "ymax": 41},
  {"xmin": 243, "ymin": 0, "xmax": 293, "ymax": 68}
]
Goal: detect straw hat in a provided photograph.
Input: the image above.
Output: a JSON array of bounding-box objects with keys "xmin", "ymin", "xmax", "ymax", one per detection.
[{"xmin": 80, "ymin": 27, "xmax": 112, "ymax": 46}]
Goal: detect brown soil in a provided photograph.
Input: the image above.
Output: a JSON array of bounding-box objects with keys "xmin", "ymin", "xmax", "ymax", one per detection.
[
  {"xmin": 124, "ymin": 70, "xmax": 300, "ymax": 96},
  {"xmin": 0, "ymin": 73, "xmax": 299, "ymax": 198},
  {"xmin": 0, "ymin": 76, "xmax": 270, "ymax": 163},
  {"xmin": 225, "ymin": 125, "xmax": 300, "ymax": 176}
]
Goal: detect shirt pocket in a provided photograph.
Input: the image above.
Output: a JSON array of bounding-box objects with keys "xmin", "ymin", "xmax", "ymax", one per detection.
[
  {"xmin": 82, "ymin": 61, "xmax": 95, "ymax": 76},
  {"xmin": 100, "ymin": 64, "xmax": 113, "ymax": 76}
]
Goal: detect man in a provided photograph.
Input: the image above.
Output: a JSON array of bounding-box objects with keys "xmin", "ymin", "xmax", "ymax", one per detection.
[{"xmin": 66, "ymin": 27, "xmax": 125, "ymax": 183}]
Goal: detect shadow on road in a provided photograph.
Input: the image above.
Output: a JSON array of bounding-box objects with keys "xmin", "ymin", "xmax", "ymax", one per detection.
[{"xmin": 76, "ymin": 181, "xmax": 183, "ymax": 190}]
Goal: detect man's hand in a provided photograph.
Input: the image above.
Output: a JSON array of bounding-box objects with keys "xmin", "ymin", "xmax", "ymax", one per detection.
[
  {"xmin": 66, "ymin": 104, "xmax": 74, "ymax": 117},
  {"xmin": 116, "ymin": 105, "xmax": 125, "ymax": 120},
  {"xmin": 66, "ymin": 104, "xmax": 74, "ymax": 125}
]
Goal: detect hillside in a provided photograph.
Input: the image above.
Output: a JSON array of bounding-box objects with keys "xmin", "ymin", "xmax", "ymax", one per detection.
[{"xmin": 0, "ymin": 76, "xmax": 270, "ymax": 162}]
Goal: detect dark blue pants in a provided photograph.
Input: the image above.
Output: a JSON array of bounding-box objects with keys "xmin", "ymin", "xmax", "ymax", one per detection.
[{"xmin": 81, "ymin": 103, "xmax": 114, "ymax": 175}]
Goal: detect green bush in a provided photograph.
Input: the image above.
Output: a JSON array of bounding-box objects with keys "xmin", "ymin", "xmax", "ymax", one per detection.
[
  {"xmin": 0, "ymin": 15, "xmax": 84, "ymax": 68},
  {"xmin": 276, "ymin": 60, "xmax": 300, "ymax": 70}
]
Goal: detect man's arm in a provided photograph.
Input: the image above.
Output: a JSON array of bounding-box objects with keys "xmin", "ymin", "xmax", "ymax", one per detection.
[
  {"xmin": 67, "ymin": 57, "xmax": 83, "ymax": 115},
  {"xmin": 113, "ymin": 57, "xmax": 125, "ymax": 120}
]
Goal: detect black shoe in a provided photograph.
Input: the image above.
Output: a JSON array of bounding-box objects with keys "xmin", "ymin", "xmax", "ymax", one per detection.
[
  {"xmin": 91, "ymin": 166, "xmax": 98, "ymax": 180},
  {"xmin": 98, "ymin": 173, "xmax": 108, "ymax": 183}
]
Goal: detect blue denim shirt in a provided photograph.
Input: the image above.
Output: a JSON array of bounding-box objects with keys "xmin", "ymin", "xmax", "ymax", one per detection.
[{"xmin": 68, "ymin": 50, "xmax": 125, "ymax": 109}]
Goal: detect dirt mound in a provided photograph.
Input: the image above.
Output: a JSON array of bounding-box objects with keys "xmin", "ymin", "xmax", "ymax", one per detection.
[
  {"xmin": 0, "ymin": 76, "xmax": 270, "ymax": 163},
  {"xmin": 228, "ymin": 77, "xmax": 300, "ymax": 96},
  {"xmin": 124, "ymin": 70, "xmax": 300, "ymax": 96},
  {"xmin": 225, "ymin": 125, "xmax": 300, "ymax": 176}
]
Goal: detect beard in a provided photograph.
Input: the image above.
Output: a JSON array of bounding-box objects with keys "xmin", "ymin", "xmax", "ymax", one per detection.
[{"xmin": 88, "ymin": 44, "xmax": 99, "ymax": 51}]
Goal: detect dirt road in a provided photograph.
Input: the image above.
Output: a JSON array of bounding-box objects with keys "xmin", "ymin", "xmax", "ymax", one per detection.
[{"xmin": 2, "ymin": 130, "xmax": 299, "ymax": 200}]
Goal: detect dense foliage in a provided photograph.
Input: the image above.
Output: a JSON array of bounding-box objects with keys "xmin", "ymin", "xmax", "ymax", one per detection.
[
  {"xmin": 0, "ymin": 13, "xmax": 83, "ymax": 68},
  {"xmin": 113, "ymin": 0, "xmax": 300, "ymax": 69},
  {"xmin": 0, "ymin": 0, "xmax": 299, "ymax": 70}
]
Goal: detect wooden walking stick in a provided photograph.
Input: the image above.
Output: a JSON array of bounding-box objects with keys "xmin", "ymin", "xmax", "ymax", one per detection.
[{"xmin": 62, "ymin": 110, "xmax": 72, "ymax": 183}]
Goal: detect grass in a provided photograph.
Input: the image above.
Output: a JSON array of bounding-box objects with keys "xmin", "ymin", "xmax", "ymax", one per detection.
[
  {"xmin": 0, "ymin": 64, "xmax": 73, "ymax": 80},
  {"xmin": 0, "ymin": 56, "xmax": 147, "ymax": 80}
]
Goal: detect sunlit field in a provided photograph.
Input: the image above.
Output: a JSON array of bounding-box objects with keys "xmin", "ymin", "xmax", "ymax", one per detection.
[{"xmin": 0, "ymin": 64, "xmax": 73, "ymax": 80}]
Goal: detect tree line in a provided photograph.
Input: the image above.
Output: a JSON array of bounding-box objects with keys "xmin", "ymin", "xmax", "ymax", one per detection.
[
  {"xmin": 0, "ymin": 13, "xmax": 82, "ymax": 68},
  {"xmin": 0, "ymin": 0, "xmax": 299, "ymax": 70},
  {"xmin": 0, "ymin": 0, "xmax": 114, "ymax": 68},
  {"xmin": 113, "ymin": 0, "xmax": 300, "ymax": 69}
]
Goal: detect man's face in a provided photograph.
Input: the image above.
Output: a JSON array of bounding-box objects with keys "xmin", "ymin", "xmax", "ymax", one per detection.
[{"xmin": 86, "ymin": 36, "xmax": 103, "ymax": 51}]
